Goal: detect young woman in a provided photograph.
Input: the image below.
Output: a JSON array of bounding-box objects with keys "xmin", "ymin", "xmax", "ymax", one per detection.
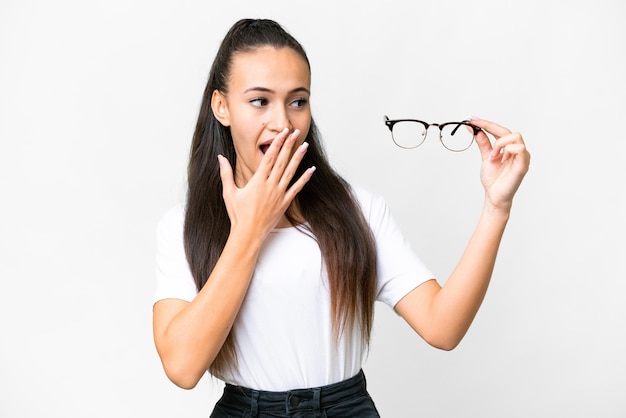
[{"xmin": 153, "ymin": 18, "xmax": 530, "ymax": 417}]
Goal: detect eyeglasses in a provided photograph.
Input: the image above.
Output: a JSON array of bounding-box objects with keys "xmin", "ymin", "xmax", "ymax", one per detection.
[{"xmin": 383, "ymin": 115, "xmax": 481, "ymax": 152}]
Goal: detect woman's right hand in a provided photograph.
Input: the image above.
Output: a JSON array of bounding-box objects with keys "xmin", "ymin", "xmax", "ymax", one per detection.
[
  {"xmin": 217, "ymin": 128, "xmax": 316, "ymax": 239},
  {"xmin": 154, "ymin": 129, "xmax": 316, "ymax": 390}
]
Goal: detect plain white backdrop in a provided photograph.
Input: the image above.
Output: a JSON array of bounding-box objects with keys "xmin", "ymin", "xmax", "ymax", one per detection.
[{"xmin": 1, "ymin": 0, "xmax": 625, "ymax": 417}]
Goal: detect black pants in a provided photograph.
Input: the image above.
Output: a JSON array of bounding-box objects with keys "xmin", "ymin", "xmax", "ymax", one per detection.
[{"xmin": 210, "ymin": 370, "xmax": 380, "ymax": 417}]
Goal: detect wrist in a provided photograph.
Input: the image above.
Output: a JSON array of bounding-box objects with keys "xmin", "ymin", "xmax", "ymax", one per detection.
[
  {"xmin": 228, "ymin": 223, "xmax": 267, "ymax": 251},
  {"xmin": 482, "ymin": 197, "xmax": 512, "ymax": 221}
]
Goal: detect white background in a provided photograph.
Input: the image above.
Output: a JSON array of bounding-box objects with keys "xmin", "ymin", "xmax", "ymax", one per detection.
[{"xmin": 1, "ymin": 0, "xmax": 625, "ymax": 417}]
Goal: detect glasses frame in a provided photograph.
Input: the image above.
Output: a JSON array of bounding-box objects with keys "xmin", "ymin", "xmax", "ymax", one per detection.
[{"xmin": 384, "ymin": 115, "xmax": 481, "ymax": 152}]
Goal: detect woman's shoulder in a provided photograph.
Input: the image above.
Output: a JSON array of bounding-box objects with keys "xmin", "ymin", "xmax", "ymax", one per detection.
[
  {"xmin": 350, "ymin": 183, "xmax": 379, "ymax": 203},
  {"xmin": 349, "ymin": 184, "xmax": 389, "ymax": 223}
]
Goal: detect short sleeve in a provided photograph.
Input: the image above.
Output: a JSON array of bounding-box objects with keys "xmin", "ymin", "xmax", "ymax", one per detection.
[
  {"xmin": 153, "ymin": 204, "xmax": 198, "ymax": 305},
  {"xmin": 354, "ymin": 187, "xmax": 435, "ymax": 308}
]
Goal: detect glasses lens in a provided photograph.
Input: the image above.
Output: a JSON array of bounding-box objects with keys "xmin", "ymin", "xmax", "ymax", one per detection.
[
  {"xmin": 440, "ymin": 123, "xmax": 475, "ymax": 152},
  {"xmin": 392, "ymin": 121, "xmax": 427, "ymax": 149}
]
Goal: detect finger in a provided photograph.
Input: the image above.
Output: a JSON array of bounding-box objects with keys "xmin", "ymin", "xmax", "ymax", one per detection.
[
  {"xmin": 490, "ymin": 132, "xmax": 525, "ymax": 160},
  {"xmin": 268, "ymin": 129, "xmax": 300, "ymax": 183},
  {"xmin": 497, "ymin": 143, "xmax": 529, "ymax": 164},
  {"xmin": 257, "ymin": 128, "xmax": 290, "ymax": 177},
  {"xmin": 217, "ymin": 154, "xmax": 236, "ymax": 194},
  {"xmin": 284, "ymin": 165, "xmax": 317, "ymax": 202},
  {"xmin": 278, "ymin": 140, "xmax": 309, "ymax": 189},
  {"xmin": 473, "ymin": 127, "xmax": 494, "ymax": 161},
  {"xmin": 470, "ymin": 117, "xmax": 512, "ymax": 140}
]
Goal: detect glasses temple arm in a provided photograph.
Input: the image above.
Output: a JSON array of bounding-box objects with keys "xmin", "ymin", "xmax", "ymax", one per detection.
[{"xmin": 450, "ymin": 120, "xmax": 480, "ymax": 136}]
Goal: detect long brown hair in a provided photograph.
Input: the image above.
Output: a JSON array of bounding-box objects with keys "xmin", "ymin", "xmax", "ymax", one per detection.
[{"xmin": 184, "ymin": 18, "xmax": 377, "ymax": 378}]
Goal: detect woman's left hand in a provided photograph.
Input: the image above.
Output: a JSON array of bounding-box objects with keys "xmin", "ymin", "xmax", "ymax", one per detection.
[{"xmin": 470, "ymin": 117, "xmax": 531, "ymax": 212}]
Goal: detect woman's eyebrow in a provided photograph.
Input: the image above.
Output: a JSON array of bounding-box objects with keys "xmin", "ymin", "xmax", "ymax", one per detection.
[{"xmin": 243, "ymin": 86, "xmax": 310, "ymax": 95}]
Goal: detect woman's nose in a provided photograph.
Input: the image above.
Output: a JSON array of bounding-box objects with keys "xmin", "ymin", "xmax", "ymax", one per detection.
[{"xmin": 266, "ymin": 106, "xmax": 292, "ymax": 133}]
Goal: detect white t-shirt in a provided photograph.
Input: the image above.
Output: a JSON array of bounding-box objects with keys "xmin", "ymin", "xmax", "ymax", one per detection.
[{"xmin": 154, "ymin": 186, "xmax": 434, "ymax": 391}]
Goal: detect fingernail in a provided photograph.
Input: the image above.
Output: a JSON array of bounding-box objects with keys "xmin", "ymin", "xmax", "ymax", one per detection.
[
  {"xmin": 300, "ymin": 141, "xmax": 309, "ymax": 152},
  {"xmin": 471, "ymin": 116, "xmax": 481, "ymax": 122},
  {"xmin": 217, "ymin": 154, "xmax": 224, "ymax": 165}
]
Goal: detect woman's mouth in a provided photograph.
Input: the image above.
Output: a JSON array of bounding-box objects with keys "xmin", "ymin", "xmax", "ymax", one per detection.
[{"xmin": 260, "ymin": 142, "xmax": 272, "ymax": 154}]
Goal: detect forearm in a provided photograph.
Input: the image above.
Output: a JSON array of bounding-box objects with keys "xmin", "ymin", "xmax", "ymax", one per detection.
[
  {"xmin": 428, "ymin": 200, "xmax": 510, "ymax": 348},
  {"xmin": 154, "ymin": 228, "xmax": 264, "ymax": 388}
]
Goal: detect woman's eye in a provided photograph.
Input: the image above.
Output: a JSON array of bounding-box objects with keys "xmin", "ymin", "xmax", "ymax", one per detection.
[
  {"xmin": 249, "ymin": 98, "xmax": 267, "ymax": 107},
  {"xmin": 291, "ymin": 98, "xmax": 308, "ymax": 108}
]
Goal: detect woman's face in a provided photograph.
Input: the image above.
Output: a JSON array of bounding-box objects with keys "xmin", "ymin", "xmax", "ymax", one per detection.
[{"xmin": 212, "ymin": 46, "xmax": 312, "ymax": 186}]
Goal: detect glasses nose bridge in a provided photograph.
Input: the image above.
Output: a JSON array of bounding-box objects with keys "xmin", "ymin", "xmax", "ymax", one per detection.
[
  {"xmin": 424, "ymin": 122, "xmax": 445, "ymax": 139},
  {"xmin": 426, "ymin": 122, "xmax": 443, "ymax": 130}
]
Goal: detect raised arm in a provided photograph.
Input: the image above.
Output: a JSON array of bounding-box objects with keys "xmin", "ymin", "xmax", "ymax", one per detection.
[
  {"xmin": 153, "ymin": 129, "xmax": 315, "ymax": 389},
  {"xmin": 395, "ymin": 118, "xmax": 530, "ymax": 350}
]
